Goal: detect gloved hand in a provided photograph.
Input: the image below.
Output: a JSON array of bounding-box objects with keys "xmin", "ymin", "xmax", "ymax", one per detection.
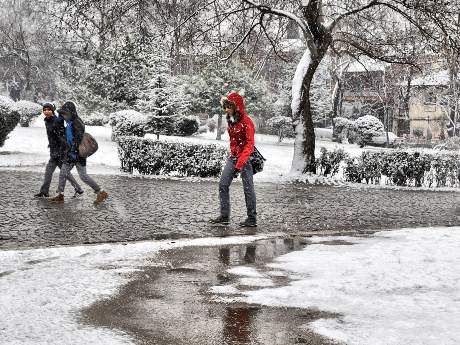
[{"xmin": 233, "ymin": 168, "xmax": 241, "ymax": 179}]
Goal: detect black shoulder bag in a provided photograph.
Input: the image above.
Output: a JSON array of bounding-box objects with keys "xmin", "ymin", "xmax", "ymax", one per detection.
[{"xmin": 250, "ymin": 146, "xmax": 266, "ymax": 174}]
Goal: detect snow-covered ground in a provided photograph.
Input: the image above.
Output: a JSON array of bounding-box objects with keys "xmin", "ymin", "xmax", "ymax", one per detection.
[
  {"xmin": 211, "ymin": 227, "xmax": 460, "ymax": 345},
  {"xmin": 0, "ymin": 235, "xmax": 273, "ymax": 345},
  {"xmin": 0, "ymin": 119, "xmax": 395, "ymax": 181}
]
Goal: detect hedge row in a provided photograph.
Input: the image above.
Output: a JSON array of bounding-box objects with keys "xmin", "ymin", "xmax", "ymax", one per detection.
[
  {"xmin": 344, "ymin": 151, "xmax": 460, "ymax": 187},
  {"xmin": 117, "ymin": 136, "xmax": 228, "ymax": 177}
]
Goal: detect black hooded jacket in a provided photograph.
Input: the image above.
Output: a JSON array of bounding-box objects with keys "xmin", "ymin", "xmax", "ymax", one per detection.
[{"xmin": 44, "ymin": 114, "xmax": 67, "ymax": 160}]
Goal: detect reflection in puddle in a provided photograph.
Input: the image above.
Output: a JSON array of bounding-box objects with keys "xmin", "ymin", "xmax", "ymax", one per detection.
[{"xmin": 83, "ymin": 237, "xmax": 338, "ymax": 345}]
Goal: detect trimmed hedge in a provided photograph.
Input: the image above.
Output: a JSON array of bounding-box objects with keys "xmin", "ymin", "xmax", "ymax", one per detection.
[
  {"xmin": 117, "ymin": 136, "xmax": 228, "ymax": 177},
  {"xmin": 344, "ymin": 150, "xmax": 460, "ymax": 187}
]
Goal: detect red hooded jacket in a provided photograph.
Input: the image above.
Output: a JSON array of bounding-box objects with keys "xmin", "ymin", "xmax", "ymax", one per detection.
[{"xmin": 225, "ymin": 92, "xmax": 255, "ymax": 170}]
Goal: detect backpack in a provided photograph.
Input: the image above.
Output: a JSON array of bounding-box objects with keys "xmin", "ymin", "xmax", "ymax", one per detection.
[
  {"xmin": 250, "ymin": 146, "xmax": 266, "ymax": 174},
  {"xmin": 78, "ymin": 133, "xmax": 99, "ymax": 158}
]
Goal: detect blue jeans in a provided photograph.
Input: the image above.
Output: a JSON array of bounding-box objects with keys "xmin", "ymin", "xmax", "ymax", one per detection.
[{"xmin": 219, "ymin": 157, "xmax": 257, "ymax": 219}]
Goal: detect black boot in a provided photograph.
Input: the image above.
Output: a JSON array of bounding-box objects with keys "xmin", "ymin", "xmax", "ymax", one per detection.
[
  {"xmin": 239, "ymin": 217, "xmax": 257, "ymax": 228},
  {"xmin": 209, "ymin": 215, "xmax": 230, "ymax": 225},
  {"xmin": 34, "ymin": 192, "xmax": 49, "ymax": 198}
]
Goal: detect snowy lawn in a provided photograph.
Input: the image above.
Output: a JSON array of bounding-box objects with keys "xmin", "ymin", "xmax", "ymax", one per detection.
[
  {"xmin": 0, "ymin": 235, "xmax": 272, "ymax": 345},
  {"xmin": 211, "ymin": 227, "xmax": 460, "ymax": 345},
  {"xmin": 0, "ymin": 120, "xmax": 398, "ymax": 182}
]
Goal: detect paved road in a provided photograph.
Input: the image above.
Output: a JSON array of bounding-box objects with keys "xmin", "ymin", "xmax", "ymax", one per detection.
[{"xmin": 1, "ymin": 170, "xmax": 460, "ymax": 249}]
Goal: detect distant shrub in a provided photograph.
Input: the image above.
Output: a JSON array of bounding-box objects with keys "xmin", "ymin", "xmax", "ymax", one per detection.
[
  {"xmin": 174, "ymin": 116, "xmax": 200, "ymax": 136},
  {"xmin": 207, "ymin": 118, "xmax": 217, "ymax": 132},
  {"xmin": 266, "ymin": 115, "xmax": 294, "ymax": 143},
  {"xmin": 353, "ymin": 115, "xmax": 384, "ymax": 147},
  {"xmin": 109, "ymin": 110, "xmax": 147, "ymax": 140},
  {"xmin": 13, "ymin": 100, "xmax": 42, "ymax": 127},
  {"xmin": 117, "ymin": 136, "xmax": 228, "ymax": 177},
  {"xmin": 332, "ymin": 117, "xmax": 353, "ymax": 143},
  {"xmin": 84, "ymin": 112, "xmax": 109, "ymax": 126},
  {"xmin": 145, "ymin": 115, "xmax": 176, "ymax": 135}
]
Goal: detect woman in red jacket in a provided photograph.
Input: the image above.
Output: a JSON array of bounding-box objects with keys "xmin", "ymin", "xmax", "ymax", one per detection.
[{"xmin": 210, "ymin": 91, "xmax": 257, "ymax": 227}]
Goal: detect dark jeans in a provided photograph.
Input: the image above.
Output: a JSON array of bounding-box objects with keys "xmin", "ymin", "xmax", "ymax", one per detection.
[
  {"xmin": 219, "ymin": 157, "xmax": 257, "ymax": 219},
  {"xmin": 58, "ymin": 162, "xmax": 101, "ymax": 194},
  {"xmin": 40, "ymin": 158, "xmax": 82, "ymax": 194}
]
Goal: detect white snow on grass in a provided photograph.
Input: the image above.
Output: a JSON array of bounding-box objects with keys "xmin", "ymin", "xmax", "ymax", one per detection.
[
  {"xmin": 220, "ymin": 227, "xmax": 460, "ymax": 345},
  {"xmin": 0, "ymin": 235, "xmax": 271, "ymax": 345}
]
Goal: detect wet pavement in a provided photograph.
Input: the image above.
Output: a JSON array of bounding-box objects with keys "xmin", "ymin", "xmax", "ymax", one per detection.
[
  {"xmin": 1, "ymin": 169, "xmax": 460, "ymax": 249},
  {"xmin": 82, "ymin": 237, "xmax": 340, "ymax": 345}
]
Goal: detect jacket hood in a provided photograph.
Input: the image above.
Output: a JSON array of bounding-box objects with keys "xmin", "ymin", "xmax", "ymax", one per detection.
[
  {"xmin": 222, "ymin": 91, "xmax": 246, "ymax": 115},
  {"xmin": 58, "ymin": 101, "xmax": 78, "ymax": 118}
]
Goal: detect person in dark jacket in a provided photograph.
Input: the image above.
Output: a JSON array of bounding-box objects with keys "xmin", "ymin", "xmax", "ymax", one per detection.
[
  {"xmin": 209, "ymin": 91, "xmax": 257, "ymax": 227},
  {"xmin": 48, "ymin": 101, "xmax": 108, "ymax": 204},
  {"xmin": 34, "ymin": 103, "xmax": 83, "ymax": 198}
]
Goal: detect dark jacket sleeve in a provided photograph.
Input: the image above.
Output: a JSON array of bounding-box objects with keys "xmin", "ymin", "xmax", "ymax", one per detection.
[{"xmin": 72, "ymin": 117, "xmax": 85, "ymax": 153}]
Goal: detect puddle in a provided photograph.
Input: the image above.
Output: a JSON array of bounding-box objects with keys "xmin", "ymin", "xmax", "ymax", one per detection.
[{"xmin": 82, "ymin": 238, "xmax": 340, "ymax": 345}]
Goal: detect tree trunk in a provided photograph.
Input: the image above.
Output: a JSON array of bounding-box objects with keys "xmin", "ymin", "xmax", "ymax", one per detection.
[
  {"xmin": 291, "ymin": 51, "xmax": 322, "ymax": 174},
  {"xmin": 216, "ymin": 114, "xmax": 223, "ymax": 140}
]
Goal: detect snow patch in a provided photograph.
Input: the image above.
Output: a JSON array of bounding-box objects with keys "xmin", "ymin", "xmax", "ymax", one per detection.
[
  {"xmin": 0, "ymin": 235, "xmax": 271, "ymax": 345},
  {"xmin": 228, "ymin": 227, "xmax": 460, "ymax": 345}
]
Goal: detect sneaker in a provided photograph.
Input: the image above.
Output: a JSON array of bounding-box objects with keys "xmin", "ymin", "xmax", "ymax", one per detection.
[
  {"xmin": 72, "ymin": 190, "xmax": 84, "ymax": 198},
  {"xmin": 94, "ymin": 190, "xmax": 108, "ymax": 204},
  {"xmin": 48, "ymin": 194, "xmax": 64, "ymax": 203},
  {"xmin": 34, "ymin": 192, "xmax": 49, "ymax": 198},
  {"xmin": 239, "ymin": 218, "xmax": 257, "ymax": 228},
  {"xmin": 209, "ymin": 216, "xmax": 230, "ymax": 225}
]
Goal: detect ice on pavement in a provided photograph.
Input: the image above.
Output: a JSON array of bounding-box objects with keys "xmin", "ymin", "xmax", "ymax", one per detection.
[
  {"xmin": 216, "ymin": 227, "xmax": 460, "ymax": 345},
  {"xmin": 0, "ymin": 235, "xmax": 270, "ymax": 345}
]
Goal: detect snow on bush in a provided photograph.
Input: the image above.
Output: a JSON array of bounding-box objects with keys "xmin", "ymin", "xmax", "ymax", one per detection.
[
  {"xmin": 434, "ymin": 137, "xmax": 460, "ymax": 151},
  {"xmin": 117, "ymin": 136, "xmax": 228, "ymax": 177},
  {"xmin": 84, "ymin": 112, "xmax": 109, "ymax": 126},
  {"xmin": 344, "ymin": 150, "xmax": 460, "ymax": 187},
  {"xmin": 266, "ymin": 115, "xmax": 293, "ymax": 143},
  {"xmin": 207, "ymin": 118, "xmax": 217, "ymax": 132},
  {"xmin": 109, "ymin": 110, "xmax": 148, "ymax": 140},
  {"xmin": 333, "ymin": 117, "xmax": 353, "ymax": 143},
  {"xmin": 145, "ymin": 115, "xmax": 176, "ymax": 135},
  {"xmin": 0, "ymin": 95, "xmax": 20, "ymax": 147},
  {"xmin": 145, "ymin": 115, "xmax": 199, "ymax": 137},
  {"xmin": 316, "ymin": 147, "xmax": 348, "ymax": 177},
  {"xmin": 174, "ymin": 116, "xmax": 200, "ymax": 136},
  {"xmin": 13, "ymin": 100, "xmax": 42, "ymax": 127},
  {"xmin": 353, "ymin": 115, "xmax": 384, "ymax": 146}
]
